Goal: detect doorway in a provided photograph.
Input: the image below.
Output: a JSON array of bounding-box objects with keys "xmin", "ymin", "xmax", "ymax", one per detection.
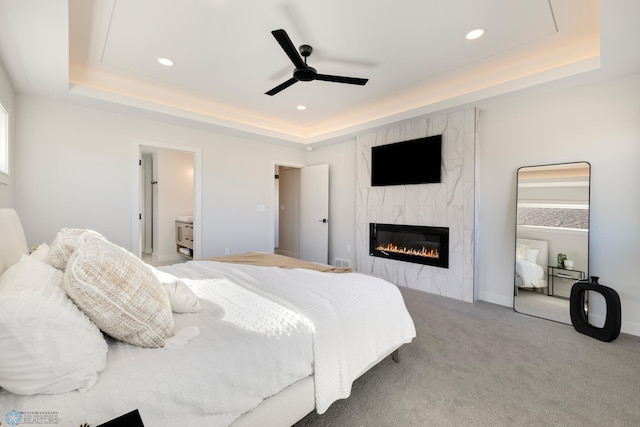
[
  {"xmin": 132, "ymin": 139, "xmax": 202, "ymax": 263},
  {"xmin": 272, "ymin": 163, "xmax": 329, "ymax": 264},
  {"xmin": 275, "ymin": 165, "xmax": 301, "ymax": 259}
]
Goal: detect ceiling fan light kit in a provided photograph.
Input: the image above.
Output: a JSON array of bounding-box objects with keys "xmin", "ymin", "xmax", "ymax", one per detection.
[{"xmin": 265, "ymin": 29, "xmax": 369, "ymax": 96}]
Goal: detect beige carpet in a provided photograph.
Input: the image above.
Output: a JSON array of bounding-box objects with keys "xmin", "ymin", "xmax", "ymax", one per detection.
[{"xmin": 295, "ymin": 287, "xmax": 640, "ymax": 426}]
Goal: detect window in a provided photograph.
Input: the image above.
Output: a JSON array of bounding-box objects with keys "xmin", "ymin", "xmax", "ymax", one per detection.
[{"xmin": 0, "ymin": 102, "xmax": 8, "ymax": 181}]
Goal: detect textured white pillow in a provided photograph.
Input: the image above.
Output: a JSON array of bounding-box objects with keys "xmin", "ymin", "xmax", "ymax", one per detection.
[
  {"xmin": 148, "ymin": 266, "xmax": 202, "ymax": 313},
  {"xmin": 29, "ymin": 242, "xmax": 50, "ymax": 262},
  {"xmin": 47, "ymin": 228, "xmax": 105, "ymax": 270},
  {"xmin": 0, "ymin": 255, "xmax": 108, "ymax": 395},
  {"xmin": 64, "ymin": 236, "xmax": 174, "ymax": 348}
]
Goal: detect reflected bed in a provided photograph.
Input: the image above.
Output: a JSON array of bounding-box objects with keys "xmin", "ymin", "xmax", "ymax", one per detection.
[{"xmin": 515, "ymin": 238, "xmax": 548, "ymax": 293}]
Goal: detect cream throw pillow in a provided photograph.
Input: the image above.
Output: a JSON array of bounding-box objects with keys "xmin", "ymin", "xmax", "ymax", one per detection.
[
  {"xmin": 0, "ymin": 255, "xmax": 107, "ymax": 395},
  {"xmin": 147, "ymin": 265, "xmax": 202, "ymax": 313},
  {"xmin": 64, "ymin": 236, "xmax": 174, "ymax": 348},
  {"xmin": 47, "ymin": 228, "xmax": 105, "ymax": 270}
]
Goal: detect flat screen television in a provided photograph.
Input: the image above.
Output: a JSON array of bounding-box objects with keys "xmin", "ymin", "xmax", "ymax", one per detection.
[{"xmin": 371, "ymin": 134, "xmax": 442, "ymax": 186}]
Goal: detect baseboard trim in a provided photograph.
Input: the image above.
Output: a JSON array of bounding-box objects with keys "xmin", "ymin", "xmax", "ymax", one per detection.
[
  {"xmin": 479, "ymin": 291, "xmax": 513, "ymax": 308},
  {"xmin": 621, "ymin": 319, "xmax": 640, "ymax": 337},
  {"xmin": 479, "ymin": 292, "xmax": 640, "ymax": 337}
]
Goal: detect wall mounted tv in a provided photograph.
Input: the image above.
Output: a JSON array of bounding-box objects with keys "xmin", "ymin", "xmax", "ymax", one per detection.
[{"xmin": 371, "ymin": 134, "xmax": 442, "ymax": 186}]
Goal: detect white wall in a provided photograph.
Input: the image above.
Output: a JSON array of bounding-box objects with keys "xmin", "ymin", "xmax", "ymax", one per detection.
[
  {"xmin": 0, "ymin": 61, "xmax": 15, "ymax": 207},
  {"xmin": 14, "ymin": 95, "xmax": 307, "ymax": 257},
  {"xmin": 476, "ymin": 73, "xmax": 640, "ymax": 335}
]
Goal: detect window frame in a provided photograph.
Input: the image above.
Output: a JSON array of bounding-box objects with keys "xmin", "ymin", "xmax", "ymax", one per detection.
[{"xmin": 0, "ymin": 101, "xmax": 8, "ymax": 184}]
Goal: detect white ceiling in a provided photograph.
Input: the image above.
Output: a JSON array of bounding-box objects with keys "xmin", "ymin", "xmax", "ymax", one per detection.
[{"xmin": 1, "ymin": 0, "xmax": 638, "ymax": 146}]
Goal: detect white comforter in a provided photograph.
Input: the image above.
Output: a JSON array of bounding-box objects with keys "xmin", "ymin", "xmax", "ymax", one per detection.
[
  {"xmin": 163, "ymin": 260, "xmax": 417, "ymax": 414},
  {"xmin": 515, "ymin": 258, "xmax": 545, "ymax": 288}
]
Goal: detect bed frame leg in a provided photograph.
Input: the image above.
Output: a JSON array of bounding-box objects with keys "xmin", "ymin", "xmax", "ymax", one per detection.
[{"xmin": 392, "ymin": 348, "xmax": 401, "ymax": 363}]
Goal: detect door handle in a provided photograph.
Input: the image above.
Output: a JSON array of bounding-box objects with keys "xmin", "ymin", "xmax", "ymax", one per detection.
[{"xmin": 318, "ymin": 218, "xmax": 328, "ymax": 223}]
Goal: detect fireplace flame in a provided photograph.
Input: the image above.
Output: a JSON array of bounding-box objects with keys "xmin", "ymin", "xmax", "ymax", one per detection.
[{"xmin": 375, "ymin": 243, "xmax": 439, "ymax": 259}]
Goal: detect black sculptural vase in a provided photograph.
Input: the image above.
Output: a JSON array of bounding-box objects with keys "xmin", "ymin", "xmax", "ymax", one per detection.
[{"xmin": 570, "ymin": 276, "xmax": 621, "ymax": 342}]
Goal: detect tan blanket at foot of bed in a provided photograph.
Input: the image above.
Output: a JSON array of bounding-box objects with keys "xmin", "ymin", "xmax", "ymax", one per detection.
[{"xmin": 206, "ymin": 252, "xmax": 352, "ymax": 273}]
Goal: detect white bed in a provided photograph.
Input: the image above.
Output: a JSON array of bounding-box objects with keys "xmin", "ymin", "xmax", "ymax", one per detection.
[
  {"xmin": 0, "ymin": 209, "xmax": 416, "ymax": 427},
  {"xmin": 514, "ymin": 237, "xmax": 548, "ymax": 293}
]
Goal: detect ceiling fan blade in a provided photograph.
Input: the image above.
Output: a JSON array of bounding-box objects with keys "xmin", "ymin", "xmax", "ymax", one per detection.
[
  {"xmin": 315, "ymin": 74, "xmax": 368, "ymax": 86},
  {"xmin": 265, "ymin": 77, "xmax": 298, "ymax": 96},
  {"xmin": 271, "ymin": 29, "xmax": 305, "ymax": 69}
]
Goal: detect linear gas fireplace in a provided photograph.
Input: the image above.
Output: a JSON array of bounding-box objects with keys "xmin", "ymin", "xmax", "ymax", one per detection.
[{"xmin": 369, "ymin": 223, "xmax": 449, "ymax": 268}]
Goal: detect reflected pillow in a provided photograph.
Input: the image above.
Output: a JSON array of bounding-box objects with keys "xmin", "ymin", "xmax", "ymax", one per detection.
[{"xmin": 524, "ymin": 248, "xmax": 539, "ymax": 264}]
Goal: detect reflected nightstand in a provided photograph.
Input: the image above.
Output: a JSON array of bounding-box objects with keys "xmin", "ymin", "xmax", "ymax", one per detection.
[{"xmin": 548, "ymin": 266, "xmax": 585, "ymax": 299}]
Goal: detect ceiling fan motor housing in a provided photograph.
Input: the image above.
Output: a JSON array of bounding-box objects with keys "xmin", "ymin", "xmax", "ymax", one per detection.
[{"xmin": 294, "ymin": 66, "xmax": 317, "ymax": 81}]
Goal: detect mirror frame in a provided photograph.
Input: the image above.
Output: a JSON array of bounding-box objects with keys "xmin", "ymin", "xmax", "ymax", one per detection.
[{"xmin": 513, "ymin": 161, "xmax": 591, "ymax": 323}]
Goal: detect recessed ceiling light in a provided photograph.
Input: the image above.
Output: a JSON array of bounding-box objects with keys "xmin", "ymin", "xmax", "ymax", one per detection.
[
  {"xmin": 158, "ymin": 58, "xmax": 174, "ymax": 66},
  {"xmin": 297, "ymin": 105, "xmax": 307, "ymax": 110},
  {"xmin": 465, "ymin": 28, "xmax": 486, "ymax": 40}
]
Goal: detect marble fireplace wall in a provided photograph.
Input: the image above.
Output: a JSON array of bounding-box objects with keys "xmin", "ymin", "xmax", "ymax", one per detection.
[{"xmin": 356, "ymin": 108, "xmax": 478, "ymax": 302}]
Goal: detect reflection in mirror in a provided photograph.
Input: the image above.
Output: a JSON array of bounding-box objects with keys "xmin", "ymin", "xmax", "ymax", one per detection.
[{"xmin": 514, "ymin": 162, "xmax": 590, "ymax": 324}]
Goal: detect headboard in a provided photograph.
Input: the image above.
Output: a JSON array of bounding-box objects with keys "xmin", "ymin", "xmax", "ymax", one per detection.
[
  {"xmin": 0, "ymin": 209, "xmax": 29, "ymax": 276},
  {"xmin": 516, "ymin": 237, "xmax": 549, "ymax": 269}
]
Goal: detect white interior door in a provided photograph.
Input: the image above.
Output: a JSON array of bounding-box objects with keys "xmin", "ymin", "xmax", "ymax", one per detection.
[{"xmin": 300, "ymin": 164, "xmax": 329, "ymax": 264}]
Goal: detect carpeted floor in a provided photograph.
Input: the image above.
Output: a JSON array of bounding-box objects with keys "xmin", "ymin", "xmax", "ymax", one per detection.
[{"xmin": 294, "ymin": 287, "xmax": 640, "ymax": 427}]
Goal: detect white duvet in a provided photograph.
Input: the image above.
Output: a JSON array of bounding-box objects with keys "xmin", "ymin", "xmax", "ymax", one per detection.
[
  {"xmin": 515, "ymin": 258, "xmax": 545, "ymax": 288},
  {"xmin": 165, "ymin": 260, "xmax": 417, "ymax": 414},
  {"xmin": 0, "ymin": 261, "xmax": 416, "ymax": 426}
]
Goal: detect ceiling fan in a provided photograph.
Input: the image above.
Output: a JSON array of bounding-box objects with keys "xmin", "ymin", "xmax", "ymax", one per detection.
[{"xmin": 265, "ymin": 29, "xmax": 369, "ymax": 96}]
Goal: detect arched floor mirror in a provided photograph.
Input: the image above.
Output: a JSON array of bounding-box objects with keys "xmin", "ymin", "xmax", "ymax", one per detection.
[{"xmin": 514, "ymin": 162, "xmax": 590, "ymax": 324}]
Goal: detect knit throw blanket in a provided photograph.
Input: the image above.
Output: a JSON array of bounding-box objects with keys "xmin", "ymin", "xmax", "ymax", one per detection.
[{"xmin": 206, "ymin": 252, "xmax": 352, "ymax": 273}]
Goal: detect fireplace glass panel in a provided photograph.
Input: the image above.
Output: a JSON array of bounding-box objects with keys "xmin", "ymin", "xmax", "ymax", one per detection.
[{"xmin": 370, "ymin": 223, "xmax": 449, "ymax": 268}]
